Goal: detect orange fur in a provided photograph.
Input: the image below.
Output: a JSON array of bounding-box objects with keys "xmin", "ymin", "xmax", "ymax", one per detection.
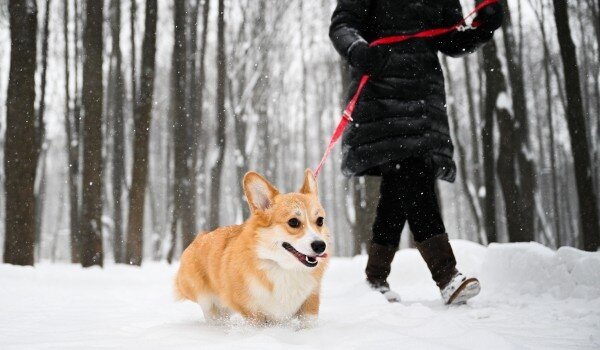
[{"xmin": 175, "ymin": 169, "xmax": 330, "ymax": 324}]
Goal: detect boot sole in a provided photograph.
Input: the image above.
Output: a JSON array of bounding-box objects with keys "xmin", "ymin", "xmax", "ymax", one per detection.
[{"xmin": 447, "ymin": 278, "xmax": 480, "ymax": 305}]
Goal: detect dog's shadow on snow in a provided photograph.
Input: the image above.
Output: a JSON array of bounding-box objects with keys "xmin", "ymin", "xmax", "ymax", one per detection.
[{"xmin": 154, "ymin": 316, "xmax": 312, "ymax": 337}]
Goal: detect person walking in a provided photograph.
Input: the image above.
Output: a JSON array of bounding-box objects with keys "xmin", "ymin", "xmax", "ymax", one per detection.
[{"xmin": 329, "ymin": 0, "xmax": 503, "ymax": 304}]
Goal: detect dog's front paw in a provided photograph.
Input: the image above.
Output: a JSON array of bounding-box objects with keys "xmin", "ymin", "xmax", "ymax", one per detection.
[{"xmin": 296, "ymin": 315, "xmax": 318, "ymax": 330}]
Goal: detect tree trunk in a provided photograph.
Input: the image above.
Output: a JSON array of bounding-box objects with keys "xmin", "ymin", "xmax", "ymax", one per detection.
[
  {"xmin": 255, "ymin": 0, "xmax": 271, "ymax": 180},
  {"xmin": 350, "ymin": 178, "xmax": 362, "ymax": 255},
  {"xmin": 350, "ymin": 176, "xmax": 380, "ymax": 255},
  {"xmin": 232, "ymin": 0, "xmax": 267, "ymax": 221},
  {"xmin": 480, "ymin": 39, "xmax": 500, "ymax": 244},
  {"xmin": 552, "ymin": 0, "xmax": 600, "ymax": 251},
  {"xmin": 463, "ymin": 56, "xmax": 482, "ymax": 189},
  {"xmin": 80, "ymin": 0, "xmax": 104, "ymax": 267},
  {"xmin": 230, "ymin": 3, "xmax": 248, "ymax": 220},
  {"xmin": 34, "ymin": 152, "xmax": 48, "ymax": 259},
  {"xmin": 208, "ymin": 0, "xmax": 227, "ymax": 230},
  {"xmin": 529, "ymin": 0, "xmax": 562, "ymax": 246},
  {"xmin": 192, "ymin": 0, "xmax": 210, "ymax": 228},
  {"xmin": 186, "ymin": 0, "xmax": 201, "ymax": 224},
  {"xmin": 496, "ymin": 106, "xmax": 527, "ymax": 244},
  {"xmin": 576, "ymin": 3, "xmax": 592, "ymax": 121},
  {"xmin": 4, "ymin": 0, "xmax": 38, "ymax": 266},
  {"xmin": 62, "ymin": 0, "xmax": 81, "ymax": 263},
  {"xmin": 233, "ymin": 86, "xmax": 249, "ymax": 221},
  {"xmin": 442, "ymin": 56, "xmax": 484, "ymax": 243},
  {"xmin": 36, "ymin": 0, "xmax": 51, "ymax": 157},
  {"xmin": 130, "ymin": 0, "xmax": 137, "ymax": 115},
  {"xmin": 73, "ymin": 0, "xmax": 85, "ymax": 263},
  {"xmin": 109, "ymin": 0, "xmax": 126, "ymax": 263},
  {"xmin": 586, "ymin": 0, "xmax": 600, "ymax": 57},
  {"xmin": 34, "ymin": 0, "xmax": 52, "ymax": 256},
  {"xmin": 529, "ymin": 49, "xmax": 545, "ymax": 171},
  {"xmin": 171, "ymin": 0, "xmax": 196, "ymax": 251},
  {"xmin": 125, "ymin": 0, "xmax": 157, "ymax": 266},
  {"xmin": 499, "ymin": 0, "xmax": 536, "ymax": 242},
  {"xmin": 576, "ymin": 3, "xmax": 596, "ymax": 179},
  {"xmin": 299, "ymin": 0, "xmax": 309, "ymax": 169}
]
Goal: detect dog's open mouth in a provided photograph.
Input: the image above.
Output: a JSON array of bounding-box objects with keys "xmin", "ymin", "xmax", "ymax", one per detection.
[{"xmin": 282, "ymin": 242, "xmax": 326, "ymax": 268}]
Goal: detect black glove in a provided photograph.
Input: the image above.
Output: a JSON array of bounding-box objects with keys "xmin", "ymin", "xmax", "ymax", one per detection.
[
  {"xmin": 473, "ymin": 1, "xmax": 503, "ymax": 33},
  {"xmin": 347, "ymin": 40, "xmax": 388, "ymax": 75}
]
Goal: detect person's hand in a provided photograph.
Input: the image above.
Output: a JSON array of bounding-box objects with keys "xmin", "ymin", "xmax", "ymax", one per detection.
[
  {"xmin": 348, "ymin": 41, "xmax": 388, "ymax": 75},
  {"xmin": 473, "ymin": 1, "xmax": 503, "ymax": 33}
]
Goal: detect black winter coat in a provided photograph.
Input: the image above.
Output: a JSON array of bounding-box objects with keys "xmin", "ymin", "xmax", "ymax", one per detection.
[{"xmin": 330, "ymin": 0, "xmax": 495, "ymax": 181}]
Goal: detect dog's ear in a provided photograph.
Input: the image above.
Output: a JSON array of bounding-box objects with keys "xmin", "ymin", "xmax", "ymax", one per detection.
[
  {"xmin": 243, "ymin": 172, "xmax": 279, "ymax": 213},
  {"xmin": 299, "ymin": 169, "xmax": 318, "ymax": 196}
]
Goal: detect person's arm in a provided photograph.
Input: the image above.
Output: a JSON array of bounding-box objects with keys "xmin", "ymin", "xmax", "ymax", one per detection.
[
  {"xmin": 436, "ymin": 0, "xmax": 503, "ymax": 57},
  {"xmin": 329, "ymin": 0, "xmax": 378, "ymax": 74}
]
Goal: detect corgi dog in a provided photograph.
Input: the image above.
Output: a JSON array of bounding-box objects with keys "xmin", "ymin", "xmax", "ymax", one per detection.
[{"xmin": 175, "ymin": 169, "xmax": 330, "ymax": 325}]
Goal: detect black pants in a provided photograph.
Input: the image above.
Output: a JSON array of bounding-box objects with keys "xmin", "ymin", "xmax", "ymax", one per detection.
[{"xmin": 372, "ymin": 158, "xmax": 446, "ymax": 246}]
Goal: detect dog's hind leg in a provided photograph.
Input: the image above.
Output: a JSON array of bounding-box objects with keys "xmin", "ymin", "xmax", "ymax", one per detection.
[
  {"xmin": 214, "ymin": 303, "xmax": 232, "ymax": 321},
  {"xmin": 198, "ymin": 296, "xmax": 221, "ymax": 324},
  {"xmin": 199, "ymin": 296, "xmax": 232, "ymax": 325}
]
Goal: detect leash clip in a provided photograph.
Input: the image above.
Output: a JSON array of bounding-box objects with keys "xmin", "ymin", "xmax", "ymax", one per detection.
[{"xmin": 457, "ymin": 23, "xmax": 475, "ymax": 32}]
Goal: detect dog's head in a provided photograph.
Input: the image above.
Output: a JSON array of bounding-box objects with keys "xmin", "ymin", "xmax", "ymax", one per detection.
[{"xmin": 244, "ymin": 169, "xmax": 330, "ymax": 270}]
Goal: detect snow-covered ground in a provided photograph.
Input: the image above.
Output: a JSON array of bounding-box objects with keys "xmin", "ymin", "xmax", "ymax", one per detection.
[{"xmin": 1, "ymin": 241, "xmax": 599, "ymax": 349}]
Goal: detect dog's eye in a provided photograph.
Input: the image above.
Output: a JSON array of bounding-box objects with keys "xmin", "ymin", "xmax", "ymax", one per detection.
[
  {"xmin": 316, "ymin": 217, "xmax": 324, "ymax": 227},
  {"xmin": 288, "ymin": 218, "xmax": 301, "ymax": 228}
]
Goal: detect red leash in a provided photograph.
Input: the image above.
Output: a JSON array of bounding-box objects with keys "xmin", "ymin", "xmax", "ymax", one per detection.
[{"xmin": 314, "ymin": 0, "xmax": 499, "ymax": 177}]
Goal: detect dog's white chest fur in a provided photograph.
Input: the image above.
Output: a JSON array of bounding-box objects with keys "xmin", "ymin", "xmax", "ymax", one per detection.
[{"xmin": 248, "ymin": 262, "xmax": 317, "ymax": 321}]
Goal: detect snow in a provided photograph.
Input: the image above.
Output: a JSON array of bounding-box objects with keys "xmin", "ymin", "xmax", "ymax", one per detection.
[
  {"xmin": 1, "ymin": 241, "xmax": 599, "ymax": 349},
  {"xmin": 496, "ymin": 91, "xmax": 512, "ymax": 111}
]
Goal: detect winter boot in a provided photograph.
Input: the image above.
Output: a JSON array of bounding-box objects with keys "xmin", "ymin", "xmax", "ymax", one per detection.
[
  {"xmin": 415, "ymin": 233, "xmax": 480, "ymax": 305},
  {"xmin": 365, "ymin": 241, "xmax": 401, "ymax": 303}
]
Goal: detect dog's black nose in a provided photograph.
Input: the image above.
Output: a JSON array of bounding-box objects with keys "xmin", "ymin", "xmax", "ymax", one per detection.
[{"xmin": 311, "ymin": 240, "xmax": 326, "ymax": 254}]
